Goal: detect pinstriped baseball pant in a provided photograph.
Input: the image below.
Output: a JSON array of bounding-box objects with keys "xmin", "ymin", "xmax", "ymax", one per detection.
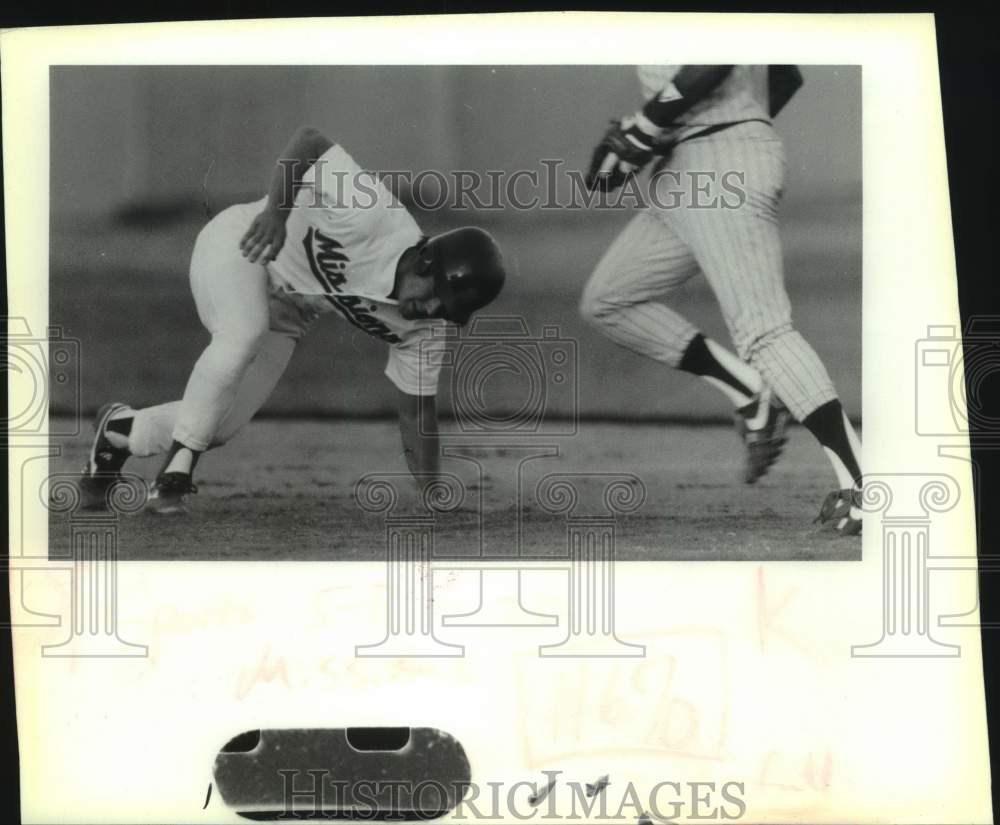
[{"xmin": 580, "ymin": 122, "xmax": 837, "ymax": 420}]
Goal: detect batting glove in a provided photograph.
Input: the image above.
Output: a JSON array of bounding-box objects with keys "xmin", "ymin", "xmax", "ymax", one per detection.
[{"xmin": 585, "ymin": 113, "xmax": 663, "ymax": 192}]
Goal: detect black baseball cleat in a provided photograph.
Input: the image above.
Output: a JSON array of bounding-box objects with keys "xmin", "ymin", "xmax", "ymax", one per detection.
[
  {"xmin": 78, "ymin": 402, "xmax": 133, "ymax": 510},
  {"xmin": 146, "ymin": 472, "xmax": 198, "ymax": 516},
  {"xmin": 814, "ymin": 486, "xmax": 863, "ymax": 536},
  {"xmin": 734, "ymin": 389, "xmax": 790, "ymax": 484}
]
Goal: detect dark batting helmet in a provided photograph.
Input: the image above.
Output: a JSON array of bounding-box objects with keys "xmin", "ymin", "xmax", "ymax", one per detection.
[{"xmin": 420, "ymin": 227, "xmax": 506, "ymax": 325}]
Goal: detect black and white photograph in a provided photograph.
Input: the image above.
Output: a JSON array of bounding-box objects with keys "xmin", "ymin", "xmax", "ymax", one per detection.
[
  {"xmin": 5, "ymin": 13, "xmax": 992, "ymax": 825},
  {"xmin": 47, "ymin": 63, "xmax": 862, "ymax": 559}
]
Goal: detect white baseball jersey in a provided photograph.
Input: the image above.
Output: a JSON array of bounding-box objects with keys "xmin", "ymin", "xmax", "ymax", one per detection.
[
  {"xmin": 637, "ymin": 65, "xmax": 771, "ymax": 142},
  {"xmin": 264, "ymin": 143, "xmax": 445, "ymax": 396}
]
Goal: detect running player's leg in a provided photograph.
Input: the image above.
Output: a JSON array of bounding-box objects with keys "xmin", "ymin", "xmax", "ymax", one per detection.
[
  {"xmin": 669, "ymin": 131, "xmax": 862, "ymax": 497},
  {"xmin": 580, "ymin": 210, "xmax": 764, "ymax": 408}
]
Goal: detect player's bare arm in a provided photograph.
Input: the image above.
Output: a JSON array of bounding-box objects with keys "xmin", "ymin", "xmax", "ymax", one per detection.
[
  {"xmin": 397, "ymin": 390, "xmax": 440, "ymax": 487},
  {"xmin": 767, "ymin": 65, "xmax": 804, "ymax": 117},
  {"xmin": 585, "ymin": 65, "xmax": 734, "ymax": 191},
  {"xmin": 240, "ymin": 125, "xmax": 334, "ymax": 263}
]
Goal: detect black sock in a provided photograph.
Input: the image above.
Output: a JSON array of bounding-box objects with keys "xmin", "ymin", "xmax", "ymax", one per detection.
[
  {"xmin": 802, "ymin": 399, "xmax": 862, "ymax": 486},
  {"xmin": 678, "ymin": 333, "xmax": 754, "ymax": 400},
  {"xmin": 107, "ymin": 416, "xmax": 133, "ymax": 437},
  {"xmin": 158, "ymin": 440, "xmax": 201, "ymax": 478}
]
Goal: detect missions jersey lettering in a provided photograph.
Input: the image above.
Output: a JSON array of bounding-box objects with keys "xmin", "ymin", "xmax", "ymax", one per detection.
[
  {"xmin": 301, "ymin": 226, "xmax": 402, "ymax": 344},
  {"xmin": 304, "ymin": 227, "xmax": 348, "ymax": 292}
]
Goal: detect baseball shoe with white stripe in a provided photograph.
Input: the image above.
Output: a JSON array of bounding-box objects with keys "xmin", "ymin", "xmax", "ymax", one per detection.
[
  {"xmin": 78, "ymin": 402, "xmax": 133, "ymax": 510},
  {"xmin": 146, "ymin": 473, "xmax": 198, "ymax": 516},
  {"xmin": 734, "ymin": 389, "xmax": 790, "ymax": 484},
  {"xmin": 814, "ymin": 485, "xmax": 863, "ymax": 536}
]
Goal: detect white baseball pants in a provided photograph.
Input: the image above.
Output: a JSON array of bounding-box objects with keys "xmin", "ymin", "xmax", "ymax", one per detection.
[{"xmin": 127, "ymin": 203, "xmax": 312, "ymax": 457}]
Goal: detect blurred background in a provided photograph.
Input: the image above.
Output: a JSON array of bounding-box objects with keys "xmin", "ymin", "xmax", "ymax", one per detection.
[{"xmin": 50, "ymin": 65, "xmax": 861, "ymax": 421}]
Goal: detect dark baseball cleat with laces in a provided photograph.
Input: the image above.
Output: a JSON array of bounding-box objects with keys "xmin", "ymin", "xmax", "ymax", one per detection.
[
  {"xmin": 814, "ymin": 485, "xmax": 863, "ymax": 536},
  {"xmin": 77, "ymin": 402, "xmax": 133, "ymax": 510},
  {"xmin": 146, "ymin": 472, "xmax": 198, "ymax": 516},
  {"xmin": 734, "ymin": 389, "xmax": 790, "ymax": 484}
]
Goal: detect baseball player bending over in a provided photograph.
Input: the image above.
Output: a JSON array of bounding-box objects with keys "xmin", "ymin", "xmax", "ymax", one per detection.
[
  {"xmin": 581, "ymin": 65, "xmax": 862, "ymax": 535},
  {"xmin": 78, "ymin": 126, "xmax": 506, "ymax": 514}
]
